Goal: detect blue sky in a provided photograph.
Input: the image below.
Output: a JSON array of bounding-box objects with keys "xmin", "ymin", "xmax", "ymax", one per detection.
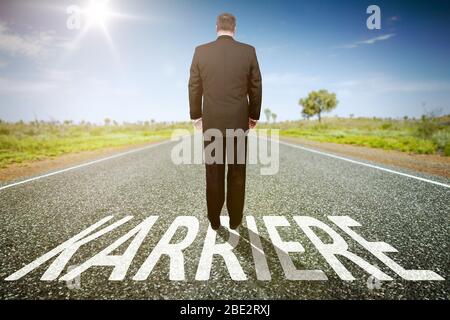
[{"xmin": 0, "ymin": 0, "xmax": 449, "ymax": 123}]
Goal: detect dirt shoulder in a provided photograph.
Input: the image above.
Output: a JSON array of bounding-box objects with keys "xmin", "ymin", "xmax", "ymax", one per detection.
[
  {"xmin": 281, "ymin": 136, "xmax": 450, "ymax": 179},
  {"xmin": 0, "ymin": 141, "xmax": 165, "ymax": 182}
]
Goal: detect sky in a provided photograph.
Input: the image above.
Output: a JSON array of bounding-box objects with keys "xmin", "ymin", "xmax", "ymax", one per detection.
[{"xmin": 0, "ymin": 0, "xmax": 449, "ymax": 123}]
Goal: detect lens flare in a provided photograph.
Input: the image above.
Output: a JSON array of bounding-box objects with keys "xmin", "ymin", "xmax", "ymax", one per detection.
[{"xmin": 85, "ymin": 0, "xmax": 111, "ymax": 27}]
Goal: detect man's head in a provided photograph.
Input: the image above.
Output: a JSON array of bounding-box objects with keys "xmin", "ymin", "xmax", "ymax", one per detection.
[{"xmin": 216, "ymin": 13, "xmax": 236, "ymax": 36}]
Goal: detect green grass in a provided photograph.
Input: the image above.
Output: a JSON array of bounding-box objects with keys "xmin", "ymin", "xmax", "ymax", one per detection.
[
  {"xmin": 261, "ymin": 115, "xmax": 450, "ymax": 156},
  {"xmin": 0, "ymin": 121, "xmax": 191, "ymax": 168}
]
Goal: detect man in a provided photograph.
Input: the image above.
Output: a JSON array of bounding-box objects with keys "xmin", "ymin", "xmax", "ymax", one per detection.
[{"xmin": 188, "ymin": 13, "xmax": 262, "ymax": 230}]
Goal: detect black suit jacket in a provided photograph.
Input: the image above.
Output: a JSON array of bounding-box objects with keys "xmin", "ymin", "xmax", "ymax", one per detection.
[{"xmin": 189, "ymin": 35, "xmax": 262, "ymax": 132}]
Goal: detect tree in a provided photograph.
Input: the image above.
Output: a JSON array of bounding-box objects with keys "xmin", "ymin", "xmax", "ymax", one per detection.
[
  {"xmin": 299, "ymin": 90, "xmax": 338, "ymax": 122},
  {"xmin": 264, "ymin": 108, "xmax": 272, "ymax": 123},
  {"xmin": 104, "ymin": 118, "xmax": 111, "ymax": 126},
  {"xmin": 301, "ymin": 104, "xmax": 315, "ymax": 120},
  {"xmin": 271, "ymin": 113, "xmax": 277, "ymax": 123}
]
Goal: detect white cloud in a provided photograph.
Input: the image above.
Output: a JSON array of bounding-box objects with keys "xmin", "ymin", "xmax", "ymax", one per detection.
[
  {"xmin": 0, "ymin": 23, "xmax": 49, "ymax": 58},
  {"xmin": 337, "ymin": 34, "xmax": 395, "ymax": 49},
  {"xmin": 0, "ymin": 22, "xmax": 69, "ymax": 60},
  {"xmin": 361, "ymin": 34, "xmax": 395, "ymax": 45},
  {"xmin": 388, "ymin": 16, "xmax": 400, "ymax": 23}
]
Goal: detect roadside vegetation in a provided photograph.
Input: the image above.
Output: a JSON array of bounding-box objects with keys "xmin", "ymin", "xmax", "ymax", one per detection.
[
  {"xmin": 261, "ymin": 90, "xmax": 449, "ymax": 156},
  {"xmin": 0, "ymin": 112, "xmax": 449, "ymax": 169},
  {"xmin": 261, "ymin": 115, "xmax": 450, "ymax": 156},
  {"xmin": 0, "ymin": 119, "xmax": 190, "ymax": 168}
]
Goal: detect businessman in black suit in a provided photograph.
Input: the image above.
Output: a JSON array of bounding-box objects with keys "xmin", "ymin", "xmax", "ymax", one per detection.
[{"xmin": 188, "ymin": 13, "xmax": 262, "ymax": 230}]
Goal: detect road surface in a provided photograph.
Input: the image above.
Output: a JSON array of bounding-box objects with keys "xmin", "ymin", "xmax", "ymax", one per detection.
[{"xmin": 1, "ymin": 137, "xmax": 449, "ymax": 299}]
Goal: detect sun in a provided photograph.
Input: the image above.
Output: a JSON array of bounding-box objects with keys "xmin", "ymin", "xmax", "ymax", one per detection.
[
  {"xmin": 85, "ymin": 0, "xmax": 112, "ymax": 27},
  {"xmin": 66, "ymin": 0, "xmax": 139, "ymax": 58}
]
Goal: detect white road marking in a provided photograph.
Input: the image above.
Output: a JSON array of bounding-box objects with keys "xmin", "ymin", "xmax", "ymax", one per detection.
[
  {"xmin": 278, "ymin": 139, "xmax": 450, "ymax": 189},
  {"xmin": 0, "ymin": 140, "xmax": 172, "ymax": 192}
]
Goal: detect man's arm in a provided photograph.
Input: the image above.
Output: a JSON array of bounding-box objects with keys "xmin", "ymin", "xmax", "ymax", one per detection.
[
  {"xmin": 188, "ymin": 48, "xmax": 203, "ymax": 120},
  {"xmin": 248, "ymin": 47, "xmax": 262, "ymax": 121}
]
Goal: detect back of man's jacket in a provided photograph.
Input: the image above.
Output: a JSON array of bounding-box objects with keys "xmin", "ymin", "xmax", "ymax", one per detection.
[{"xmin": 189, "ymin": 35, "xmax": 262, "ymax": 133}]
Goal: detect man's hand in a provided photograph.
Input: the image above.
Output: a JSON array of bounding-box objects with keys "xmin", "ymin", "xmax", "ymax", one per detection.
[
  {"xmin": 249, "ymin": 118, "xmax": 258, "ymax": 129},
  {"xmin": 192, "ymin": 118, "xmax": 203, "ymax": 130}
]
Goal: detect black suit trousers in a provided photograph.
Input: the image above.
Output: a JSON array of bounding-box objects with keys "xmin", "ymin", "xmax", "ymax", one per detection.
[{"xmin": 204, "ymin": 136, "xmax": 247, "ymax": 227}]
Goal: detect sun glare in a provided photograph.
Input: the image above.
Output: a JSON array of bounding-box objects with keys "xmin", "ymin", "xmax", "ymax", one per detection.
[
  {"xmin": 66, "ymin": 0, "xmax": 140, "ymax": 59},
  {"xmin": 85, "ymin": 0, "xmax": 111, "ymax": 27}
]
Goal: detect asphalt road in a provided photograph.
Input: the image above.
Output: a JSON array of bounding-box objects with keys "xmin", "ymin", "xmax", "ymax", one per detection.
[{"xmin": 0, "ymin": 137, "xmax": 449, "ymax": 299}]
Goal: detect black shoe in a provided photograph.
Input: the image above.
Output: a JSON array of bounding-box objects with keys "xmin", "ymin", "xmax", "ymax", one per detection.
[
  {"xmin": 211, "ymin": 222, "xmax": 221, "ymax": 230},
  {"xmin": 229, "ymin": 222, "xmax": 241, "ymax": 230}
]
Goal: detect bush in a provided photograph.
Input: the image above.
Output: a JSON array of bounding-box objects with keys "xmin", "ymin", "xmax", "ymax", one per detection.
[
  {"xmin": 0, "ymin": 126, "xmax": 10, "ymax": 135},
  {"xmin": 90, "ymin": 127, "xmax": 104, "ymax": 136},
  {"xmin": 381, "ymin": 122, "xmax": 393, "ymax": 130},
  {"xmin": 431, "ymin": 129, "xmax": 450, "ymax": 155},
  {"xmin": 416, "ymin": 115, "xmax": 440, "ymax": 138},
  {"xmin": 432, "ymin": 130, "xmax": 450, "ymax": 149},
  {"xmin": 445, "ymin": 144, "xmax": 450, "ymax": 156}
]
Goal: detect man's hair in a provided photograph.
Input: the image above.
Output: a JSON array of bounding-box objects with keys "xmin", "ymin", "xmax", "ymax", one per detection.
[{"xmin": 216, "ymin": 13, "xmax": 236, "ymax": 32}]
